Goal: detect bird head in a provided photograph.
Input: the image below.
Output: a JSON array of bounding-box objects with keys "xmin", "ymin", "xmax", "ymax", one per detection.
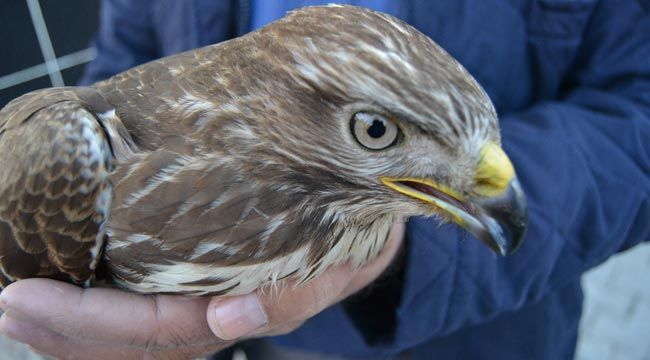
[{"xmin": 214, "ymin": 5, "xmax": 527, "ymax": 255}]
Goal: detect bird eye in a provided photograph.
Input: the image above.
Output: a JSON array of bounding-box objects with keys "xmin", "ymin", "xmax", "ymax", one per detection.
[{"xmin": 350, "ymin": 112, "xmax": 401, "ymax": 151}]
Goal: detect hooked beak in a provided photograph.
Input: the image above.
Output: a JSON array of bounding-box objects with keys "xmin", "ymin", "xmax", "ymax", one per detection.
[{"xmin": 381, "ymin": 143, "xmax": 528, "ymax": 255}]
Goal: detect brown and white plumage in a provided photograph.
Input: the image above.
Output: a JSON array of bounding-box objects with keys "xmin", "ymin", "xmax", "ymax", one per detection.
[{"xmin": 0, "ymin": 6, "xmax": 527, "ymax": 295}]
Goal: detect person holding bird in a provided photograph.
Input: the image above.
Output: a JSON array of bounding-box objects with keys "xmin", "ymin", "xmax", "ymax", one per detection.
[{"xmin": 0, "ymin": 1, "xmax": 648, "ymax": 360}]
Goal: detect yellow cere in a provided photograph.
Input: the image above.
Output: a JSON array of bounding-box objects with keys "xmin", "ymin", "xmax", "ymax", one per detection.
[{"xmin": 474, "ymin": 142, "xmax": 515, "ymax": 197}]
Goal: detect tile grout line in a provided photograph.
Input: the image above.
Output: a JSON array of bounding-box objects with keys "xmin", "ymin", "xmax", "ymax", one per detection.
[
  {"xmin": 0, "ymin": 48, "xmax": 96, "ymax": 91},
  {"xmin": 26, "ymin": 0, "xmax": 65, "ymax": 87}
]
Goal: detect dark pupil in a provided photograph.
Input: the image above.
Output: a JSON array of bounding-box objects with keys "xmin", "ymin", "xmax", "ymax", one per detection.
[{"xmin": 367, "ymin": 119, "xmax": 386, "ymax": 138}]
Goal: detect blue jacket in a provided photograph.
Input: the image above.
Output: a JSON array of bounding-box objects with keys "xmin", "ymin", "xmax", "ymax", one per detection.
[{"xmin": 80, "ymin": 1, "xmax": 650, "ymax": 359}]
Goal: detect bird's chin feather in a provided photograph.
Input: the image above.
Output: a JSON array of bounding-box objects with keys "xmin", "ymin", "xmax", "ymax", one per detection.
[{"xmin": 109, "ymin": 213, "xmax": 395, "ymax": 296}]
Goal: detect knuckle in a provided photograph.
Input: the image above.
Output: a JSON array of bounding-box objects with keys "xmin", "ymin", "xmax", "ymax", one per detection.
[
  {"xmin": 124, "ymin": 321, "xmax": 166, "ymax": 352},
  {"xmin": 133, "ymin": 298, "xmax": 197, "ymax": 352}
]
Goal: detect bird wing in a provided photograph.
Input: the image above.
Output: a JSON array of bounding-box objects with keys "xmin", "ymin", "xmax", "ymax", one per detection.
[
  {"xmin": 104, "ymin": 151, "xmax": 392, "ymax": 295},
  {"xmin": 102, "ymin": 148, "xmax": 323, "ymax": 294},
  {"xmin": 0, "ymin": 88, "xmax": 119, "ymax": 288}
]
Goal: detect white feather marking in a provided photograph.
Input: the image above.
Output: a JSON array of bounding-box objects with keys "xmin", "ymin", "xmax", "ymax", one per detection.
[
  {"xmin": 122, "ymin": 157, "xmax": 194, "ymax": 207},
  {"xmin": 81, "ymin": 116, "xmax": 112, "ymax": 271},
  {"xmin": 97, "ymin": 109, "xmax": 115, "ymax": 120},
  {"xmin": 252, "ymin": 206, "xmax": 270, "ymax": 219},
  {"xmin": 0, "ymin": 263, "xmax": 15, "ymax": 282},
  {"xmin": 192, "ymin": 187, "xmax": 235, "ymax": 220},
  {"xmin": 96, "ymin": 108, "xmax": 137, "ymax": 161},
  {"xmin": 189, "ymin": 242, "xmax": 233, "ymax": 260},
  {"xmin": 79, "ymin": 116, "xmax": 104, "ymax": 164},
  {"xmin": 122, "ymin": 245, "xmax": 311, "ymax": 295},
  {"xmin": 113, "ymin": 215, "xmax": 394, "ymax": 295},
  {"xmin": 227, "ymin": 122, "xmax": 257, "ymax": 141},
  {"xmin": 167, "ymin": 200, "xmax": 199, "ymax": 225},
  {"xmin": 304, "ymin": 215, "xmax": 394, "ymax": 282},
  {"xmin": 193, "ymin": 114, "xmax": 211, "ymax": 129},
  {"xmin": 169, "ymin": 67, "xmax": 183, "ymax": 76},
  {"xmin": 88, "ymin": 228, "xmax": 106, "ymax": 270},
  {"xmin": 174, "ymin": 93, "xmax": 217, "ymax": 117},
  {"xmin": 259, "ymin": 213, "xmax": 286, "ymax": 245},
  {"xmin": 126, "ymin": 233, "xmax": 152, "ymax": 243}
]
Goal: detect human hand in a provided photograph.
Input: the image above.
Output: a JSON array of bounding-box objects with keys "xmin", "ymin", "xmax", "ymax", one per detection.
[{"xmin": 0, "ymin": 221, "xmax": 405, "ymax": 359}]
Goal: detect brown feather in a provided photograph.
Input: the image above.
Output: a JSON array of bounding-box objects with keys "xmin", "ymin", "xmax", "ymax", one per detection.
[
  {"xmin": 0, "ymin": 90, "xmax": 115, "ymax": 284},
  {"xmin": 0, "ymin": 5, "xmax": 500, "ymax": 294}
]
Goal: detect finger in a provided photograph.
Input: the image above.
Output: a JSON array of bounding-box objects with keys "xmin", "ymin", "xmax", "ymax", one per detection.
[
  {"xmin": 0, "ymin": 312, "xmax": 230, "ymax": 360},
  {"xmin": 259, "ymin": 220, "xmax": 405, "ymax": 325},
  {"xmin": 0, "ymin": 279, "xmax": 221, "ymax": 350},
  {"xmin": 260, "ymin": 320, "xmax": 305, "ymax": 337},
  {"xmin": 259, "ymin": 264, "xmax": 354, "ymax": 322},
  {"xmin": 205, "ymin": 221, "xmax": 406, "ymax": 341},
  {"xmin": 1, "ymin": 312, "xmax": 135, "ymax": 360},
  {"xmin": 207, "ymin": 264, "xmax": 352, "ymax": 340}
]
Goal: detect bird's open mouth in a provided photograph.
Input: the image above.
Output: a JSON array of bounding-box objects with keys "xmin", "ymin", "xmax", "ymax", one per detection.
[
  {"xmin": 381, "ymin": 177, "xmax": 527, "ymax": 255},
  {"xmin": 397, "ymin": 180, "xmax": 476, "ymax": 215}
]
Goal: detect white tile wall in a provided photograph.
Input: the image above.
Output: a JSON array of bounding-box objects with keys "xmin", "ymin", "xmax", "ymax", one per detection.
[{"xmin": 575, "ymin": 242, "xmax": 650, "ymax": 360}]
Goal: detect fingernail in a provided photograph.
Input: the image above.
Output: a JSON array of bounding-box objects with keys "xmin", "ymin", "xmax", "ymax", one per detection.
[{"xmin": 212, "ymin": 293, "xmax": 268, "ymax": 340}]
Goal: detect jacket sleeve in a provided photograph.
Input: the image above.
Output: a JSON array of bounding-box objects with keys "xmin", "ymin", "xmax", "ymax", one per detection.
[
  {"xmin": 275, "ymin": 1, "xmax": 649, "ymax": 356},
  {"xmin": 78, "ymin": 0, "xmax": 159, "ymax": 85}
]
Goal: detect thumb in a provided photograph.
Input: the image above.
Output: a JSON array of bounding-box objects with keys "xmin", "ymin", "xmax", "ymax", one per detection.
[
  {"xmin": 206, "ymin": 292, "xmax": 269, "ymax": 340},
  {"xmin": 206, "ymin": 264, "xmax": 353, "ymax": 340},
  {"xmin": 205, "ymin": 221, "xmax": 405, "ymax": 341}
]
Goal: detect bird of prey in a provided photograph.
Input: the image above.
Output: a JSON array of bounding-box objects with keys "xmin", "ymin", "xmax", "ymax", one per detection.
[{"xmin": 0, "ymin": 5, "xmax": 527, "ymax": 295}]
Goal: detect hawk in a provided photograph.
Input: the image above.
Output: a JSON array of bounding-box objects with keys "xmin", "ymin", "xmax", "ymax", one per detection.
[{"xmin": 0, "ymin": 5, "xmax": 527, "ymax": 295}]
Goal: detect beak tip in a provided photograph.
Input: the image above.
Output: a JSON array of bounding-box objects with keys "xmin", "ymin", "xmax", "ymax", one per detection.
[
  {"xmin": 474, "ymin": 177, "xmax": 528, "ymax": 256},
  {"xmin": 479, "ymin": 225, "xmax": 525, "ymax": 256},
  {"xmin": 499, "ymin": 231, "xmax": 526, "ymax": 256}
]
